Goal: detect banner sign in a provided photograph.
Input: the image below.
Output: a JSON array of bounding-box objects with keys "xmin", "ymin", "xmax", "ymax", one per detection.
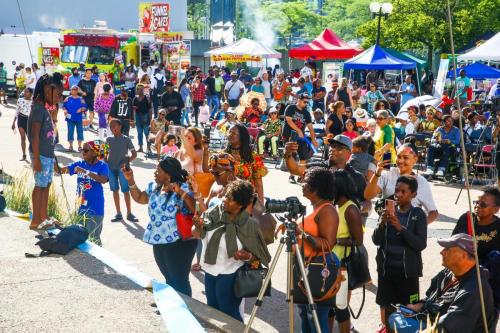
[
  {"xmin": 210, "ymin": 54, "xmax": 262, "ymax": 63},
  {"xmin": 154, "ymin": 32, "xmax": 184, "ymax": 42},
  {"xmin": 139, "ymin": 3, "xmax": 170, "ymax": 33},
  {"xmin": 41, "ymin": 47, "xmax": 60, "ymax": 65},
  {"xmin": 435, "ymin": 58, "xmax": 450, "ymax": 96}
]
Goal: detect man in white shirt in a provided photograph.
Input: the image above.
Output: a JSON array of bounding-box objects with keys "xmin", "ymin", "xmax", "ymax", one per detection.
[
  {"xmin": 224, "ymin": 71, "xmax": 245, "ymax": 108},
  {"xmin": 300, "ymin": 62, "xmax": 313, "ymax": 80},
  {"xmin": 25, "ymin": 67, "xmax": 37, "ymax": 90},
  {"xmin": 261, "ymin": 72, "xmax": 272, "ymax": 106}
]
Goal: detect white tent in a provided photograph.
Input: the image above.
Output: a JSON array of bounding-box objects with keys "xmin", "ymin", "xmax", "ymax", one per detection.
[
  {"xmin": 458, "ymin": 32, "xmax": 500, "ymax": 61},
  {"xmin": 204, "ymin": 38, "xmax": 281, "ymax": 59}
]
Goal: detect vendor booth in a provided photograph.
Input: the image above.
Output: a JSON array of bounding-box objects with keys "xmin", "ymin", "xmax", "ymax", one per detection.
[
  {"xmin": 447, "ymin": 62, "xmax": 500, "ymax": 80},
  {"xmin": 458, "ymin": 32, "xmax": 500, "ymax": 62},
  {"xmin": 288, "ymin": 28, "xmax": 363, "ymax": 60},
  {"xmin": 204, "ymin": 38, "xmax": 281, "ymax": 67},
  {"xmin": 343, "ymin": 44, "xmax": 416, "ymax": 71}
]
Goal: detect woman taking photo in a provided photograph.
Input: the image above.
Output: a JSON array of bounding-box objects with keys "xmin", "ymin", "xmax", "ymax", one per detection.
[
  {"xmin": 11, "ymin": 87, "xmax": 33, "ymax": 161},
  {"xmin": 296, "ymin": 167, "xmax": 339, "ymax": 333},
  {"xmin": 225, "ymin": 124, "xmax": 268, "ymax": 202},
  {"xmin": 175, "ymin": 127, "xmax": 204, "ymax": 177},
  {"xmin": 122, "ymin": 157, "xmax": 198, "ymax": 296},
  {"xmin": 192, "ymin": 179, "xmax": 271, "ymax": 321},
  {"xmin": 364, "ymin": 143, "xmax": 439, "ymax": 224},
  {"xmin": 330, "ymin": 170, "xmax": 364, "ymax": 333}
]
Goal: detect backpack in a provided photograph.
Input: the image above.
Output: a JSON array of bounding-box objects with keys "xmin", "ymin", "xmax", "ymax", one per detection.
[
  {"xmin": 154, "ymin": 74, "xmax": 165, "ymax": 96},
  {"xmin": 34, "ymin": 225, "xmax": 89, "ymax": 255}
]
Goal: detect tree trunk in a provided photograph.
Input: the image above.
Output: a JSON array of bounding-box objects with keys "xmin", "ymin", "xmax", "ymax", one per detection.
[{"xmin": 427, "ymin": 44, "xmax": 434, "ymax": 72}]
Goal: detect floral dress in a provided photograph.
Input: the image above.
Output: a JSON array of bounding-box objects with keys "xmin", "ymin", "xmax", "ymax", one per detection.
[
  {"xmin": 94, "ymin": 94, "xmax": 115, "ymax": 129},
  {"xmin": 232, "ymin": 151, "xmax": 268, "ymax": 184}
]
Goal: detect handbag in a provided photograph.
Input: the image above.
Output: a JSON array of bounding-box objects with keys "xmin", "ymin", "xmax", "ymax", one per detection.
[
  {"xmin": 193, "ymin": 172, "xmax": 215, "ymax": 198},
  {"xmin": 176, "ymin": 212, "xmax": 194, "ymax": 240},
  {"xmin": 344, "ymin": 243, "xmax": 371, "ymax": 290},
  {"xmin": 251, "ymin": 199, "xmax": 277, "ymax": 245},
  {"xmin": 292, "ymin": 239, "xmax": 343, "ymax": 305},
  {"xmin": 233, "ymin": 263, "xmax": 271, "ymax": 298}
]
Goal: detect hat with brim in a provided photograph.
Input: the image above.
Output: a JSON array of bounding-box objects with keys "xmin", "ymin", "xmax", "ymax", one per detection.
[
  {"xmin": 268, "ymin": 107, "xmax": 279, "ymax": 114},
  {"xmin": 396, "ymin": 112, "xmax": 409, "ymax": 121},
  {"xmin": 437, "ymin": 233, "xmax": 475, "ymax": 256},
  {"xmin": 313, "ymin": 108, "xmax": 323, "ymax": 115},
  {"xmin": 327, "ymin": 134, "xmax": 352, "ymax": 151},
  {"xmin": 355, "ymin": 108, "xmax": 367, "ymax": 118}
]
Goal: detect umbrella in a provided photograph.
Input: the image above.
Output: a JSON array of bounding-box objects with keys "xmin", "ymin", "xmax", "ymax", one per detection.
[{"xmin": 400, "ymin": 95, "xmax": 441, "ymax": 111}]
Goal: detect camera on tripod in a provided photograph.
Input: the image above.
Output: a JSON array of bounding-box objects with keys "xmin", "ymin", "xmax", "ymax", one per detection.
[{"xmin": 265, "ymin": 196, "xmax": 306, "ymax": 217}]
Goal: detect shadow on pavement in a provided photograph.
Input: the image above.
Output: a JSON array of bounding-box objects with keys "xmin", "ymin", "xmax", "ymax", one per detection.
[
  {"xmin": 436, "ymin": 213, "xmax": 459, "ymax": 223},
  {"xmin": 131, "ymin": 158, "xmax": 156, "ymax": 170},
  {"xmin": 119, "ymin": 219, "xmax": 146, "ymax": 241},
  {"xmin": 63, "ymin": 248, "xmax": 143, "ymax": 291}
]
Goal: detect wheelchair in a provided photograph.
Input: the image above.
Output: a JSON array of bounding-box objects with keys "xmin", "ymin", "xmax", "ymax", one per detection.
[{"xmin": 423, "ymin": 143, "xmax": 463, "ymax": 183}]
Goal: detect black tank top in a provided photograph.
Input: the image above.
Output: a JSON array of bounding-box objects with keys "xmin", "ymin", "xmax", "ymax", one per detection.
[{"xmin": 337, "ymin": 87, "xmax": 351, "ymax": 107}]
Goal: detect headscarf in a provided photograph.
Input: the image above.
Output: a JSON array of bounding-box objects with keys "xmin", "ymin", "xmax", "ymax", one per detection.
[
  {"xmin": 86, "ymin": 140, "xmax": 109, "ymax": 160},
  {"xmin": 209, "ymin": 152, "xmax": 236, "ymax": 171}
]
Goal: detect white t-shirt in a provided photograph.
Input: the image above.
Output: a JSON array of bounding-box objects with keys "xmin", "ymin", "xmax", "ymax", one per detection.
[
  {"xmin": 224, "ymin": 80, "xmax": 245, "ymax": 100},
  {"xmin": 26, "ymin": 72, "xmax": 37, "ymax": 89},
  {"xmin": 261, "ymin": 80, "xmax": 271, "ymax": 99},
  {"xmin": 377, "ymin": 167, "xmax": 437, "ymax": 214},
  {"xmin": 201, "ymin": 227, "xmax": 244, "ymax": 276}
]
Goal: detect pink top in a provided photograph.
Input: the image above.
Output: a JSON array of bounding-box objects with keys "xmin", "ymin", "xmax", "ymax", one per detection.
[
  {"xmin": 343, "ymin": 130, "xmax": 358, "ymax": 140},
  {"xmin": 94, "ymin": 93, "xmax": 115, "ymax": 114},
  {"xmin": 161, "ymin": 144, "xmax": 179, "ymax": 157}
]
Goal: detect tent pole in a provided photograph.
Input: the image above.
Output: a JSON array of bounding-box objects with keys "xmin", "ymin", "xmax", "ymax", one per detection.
[{"xmin": 416, "ymin": 67, "xmax": 421, "ymax": 96}]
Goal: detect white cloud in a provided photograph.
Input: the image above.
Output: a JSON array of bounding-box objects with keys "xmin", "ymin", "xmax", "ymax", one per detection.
[{"xmin": 38, "ymin": 14, "xmax": 68, "ymax": 29}]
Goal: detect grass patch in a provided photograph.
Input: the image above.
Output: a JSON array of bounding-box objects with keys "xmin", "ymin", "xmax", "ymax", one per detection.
[{"xmin": 3, "ymin": 169, "xmax": 32, "ymax": 214}]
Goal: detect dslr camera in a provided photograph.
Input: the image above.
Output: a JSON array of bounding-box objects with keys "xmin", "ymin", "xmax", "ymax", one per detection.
[{"xmin": 265, "ymin": 196, "xmax": 306, "ymax": 217}]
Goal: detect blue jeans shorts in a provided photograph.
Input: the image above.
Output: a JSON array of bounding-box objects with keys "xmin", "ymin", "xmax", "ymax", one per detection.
[
  {"xmin": 31, "ymin": 154, "xmax": 54, "ymax": 188},
  {"xmin": 108, "ymin": 168, "xmax": 129, "ymax": 193}
]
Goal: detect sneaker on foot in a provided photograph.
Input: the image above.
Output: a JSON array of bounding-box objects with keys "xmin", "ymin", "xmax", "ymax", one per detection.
[
  {"xmin": 424, "ymin": 167, "xmax": 434, "ymax": 175},
  {"xmin": 111, "ymin": 213, "xmax": 123, "ymax": 222},
  {"xmin": 289, "ymin": 175, "xmax": 296, "ymax": 184},
  {"xmin": 127, "ymin": 213, "xmax": 139, "ymax": 222},
  {"xmin": 436, "ymin": 168, "xmax": 445, "ymax": 177},
  {"xmin": 89, "ymin": 124, "xmax": 95, "ymax": 130}
]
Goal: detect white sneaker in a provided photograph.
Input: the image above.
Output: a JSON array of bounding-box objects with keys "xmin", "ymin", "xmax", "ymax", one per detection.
[
  {"xmin": 424, "ymin": 167, "xmax": 434, "ymax": 175},
  {"xmin": 436, "ymin": 169, "xmax": 445, "ymax": 177}
]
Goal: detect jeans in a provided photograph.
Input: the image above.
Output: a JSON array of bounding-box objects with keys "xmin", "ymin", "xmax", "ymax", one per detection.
[
  {"xmin": 426, "ymin": 144, "xmax": 452, "ymax": 170},
  {"xmin": 67, "ymin": 121, "xmax": 84, "ymax": 141},
  {"xmin": 208, "ymin": 94, "xmax": 220, "ymax": 118},
  {"xmin": 120, "ymin": 119, "xmax": 130, "ymax": 136},
  {"xmin": 298, "ymin": 304, "xmax": 331, "ymax": 333},
  {"xmin": 135, "ymin": 114, "xmax": 150, "ymax": 147},
  {"xmin": 205, "ymin": 272, "xmax": 243, "ymax": 321},
  {"xmin": 181, "ymin": 107, "xmax": 191, "ymax": 126},
  {"xmin": 30, "ymin": 154, "xmax": 54, "ymax": 188},
  {"xmin": 388, "ymin": 312, "xmax": 426, "ymax": 333},
  {"xmin": 152, "ymin": 94, "xmax": 160, "ymax": 118},
  {"xmin": 153, "ymin": 239, "xmax": 197, "ymax": 296},
  {"xmin": 192, "ymin": 101, "xmax": 203, "ymax": 127},
  {"xmin": 258, "ymin": 135, "xmax": 279, "ymax": 156}
]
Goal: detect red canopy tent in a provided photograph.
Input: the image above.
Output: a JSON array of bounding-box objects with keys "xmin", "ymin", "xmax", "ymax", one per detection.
[{"xmin": 289, "ymin": 28, "xmax": 363, "ymax": 60}]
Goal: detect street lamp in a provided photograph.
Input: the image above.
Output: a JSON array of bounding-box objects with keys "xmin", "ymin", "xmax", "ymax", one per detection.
[{"xmin": 370, "ymin": 2, "xmax": 393, "ymax": 45}]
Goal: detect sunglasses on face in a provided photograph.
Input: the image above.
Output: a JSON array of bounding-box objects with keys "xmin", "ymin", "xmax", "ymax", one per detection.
[
  {"xmin": 376, "ymin": 117, "xmax": 386, "ymax": 121},
  {"xmin": 474, "ymin": 200, "xmax": 491, "ymax": 208}
]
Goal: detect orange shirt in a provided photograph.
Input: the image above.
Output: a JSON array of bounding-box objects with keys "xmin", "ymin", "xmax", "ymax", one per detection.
[{"xmin": 298, "ymin": 202, "xmax": 333, "ymax": 257}]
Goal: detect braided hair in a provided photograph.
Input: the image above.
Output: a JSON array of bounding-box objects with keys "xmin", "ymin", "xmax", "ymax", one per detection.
[
  {"xmin": 33, "ymin": 73, "xmax": 63, "ymax": 103},
  {"xmin": 225, "ymin": 123, "xmax": 253, "ymax": 163}
]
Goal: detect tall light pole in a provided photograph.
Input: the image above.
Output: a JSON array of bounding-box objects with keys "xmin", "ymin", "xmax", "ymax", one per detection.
[{"xmin": 369, "ymin": 2, "xmax": 393, "ymax": 45}]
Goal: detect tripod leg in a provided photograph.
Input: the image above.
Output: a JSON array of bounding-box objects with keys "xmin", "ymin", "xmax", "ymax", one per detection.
[
  {"xmin": 293, "ymin": 243, "xmax": 322, "ymax": 333},
  {"xmin": 244, "ymin": 241, "xmax": 285, "ymax": 333},
  {"xmin": 287, "ymin": 250, "xmax": 294, "ymax": 333}
]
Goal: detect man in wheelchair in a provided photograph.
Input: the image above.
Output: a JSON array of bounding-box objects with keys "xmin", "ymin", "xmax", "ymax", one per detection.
[{"xmin": 424, "ymin": 115, "xmax": 461, "ymax": 177}]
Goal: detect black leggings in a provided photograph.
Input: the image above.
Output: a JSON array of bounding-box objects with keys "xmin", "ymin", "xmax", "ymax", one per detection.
[
  {"xmin": 153, "ymin": 239, "xmax": 197, "ymax": 296},
  {"xmin": 192, "ymin": 101, "xmax": 204, "ymax": 127}
]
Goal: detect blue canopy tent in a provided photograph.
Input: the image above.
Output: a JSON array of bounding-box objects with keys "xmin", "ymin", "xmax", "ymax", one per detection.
[
  {"xmin": 343, "ymin": 44, "xmax": 416, "ymax": 70},
  {"xmin": 447, "ymin": 62, "xmax": 500, "ymax": 79}
]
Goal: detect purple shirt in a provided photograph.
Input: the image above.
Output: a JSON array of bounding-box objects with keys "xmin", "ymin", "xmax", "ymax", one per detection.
[{"xmin": 94, "ymin": 94, "xmax": 114, "ymax": 128}]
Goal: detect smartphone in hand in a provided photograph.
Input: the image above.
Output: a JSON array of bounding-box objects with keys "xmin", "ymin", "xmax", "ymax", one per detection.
[
  {"xmin": 124, "ymin": 156, "xmax": 131, "ymax": 171},
  {"xmin": 385, "ymin": 199, "xmax": 395, "ymax": 215},
  {"xmin": 382, "ymin": 152, "xmax": 392, "ymax": 169},
  {"xmin": 290, "ymin": 130, "xmax": 299, "ymax": 142}
]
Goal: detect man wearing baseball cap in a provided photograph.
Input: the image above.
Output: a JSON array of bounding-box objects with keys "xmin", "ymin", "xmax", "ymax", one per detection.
[
  {"xmin": 224, "ymin": 71, "xmax": 245, "ymax": 107},
  {"xmin": 389, "ymin": 233, "xmax": 497, "ymax": 333},
  {"xmin": 285, "ymin": 134, "xmax": 368, "ymax": 214}
]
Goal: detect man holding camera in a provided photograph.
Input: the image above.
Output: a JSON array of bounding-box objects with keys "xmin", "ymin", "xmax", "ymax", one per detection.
[
  {"xmin": 285, "ymin": 134, "xmax": 369, "ymax": 215},
  {"xmin": 424, "ymin": 115, "xmax": 461, "ymax": 177},
  {"xmin": 388, "ymin": 233, "xmax": 497, "ymax": 333}
]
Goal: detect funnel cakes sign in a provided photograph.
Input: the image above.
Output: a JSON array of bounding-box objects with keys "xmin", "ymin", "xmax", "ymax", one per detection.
[{"xmin": 139, "ymin": 3, "xmax": 170, "ymax": 32}]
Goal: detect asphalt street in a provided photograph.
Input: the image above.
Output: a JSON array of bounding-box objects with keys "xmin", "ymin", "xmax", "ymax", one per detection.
[{"xmin": 0, "ymin": 101, "xmax": 487, "ymax": 332}]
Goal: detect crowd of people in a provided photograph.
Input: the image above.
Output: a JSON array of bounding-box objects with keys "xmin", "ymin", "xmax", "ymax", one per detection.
[{"xmin": 8, "ymin": 58, "xmax": 500, "ymax": 333}]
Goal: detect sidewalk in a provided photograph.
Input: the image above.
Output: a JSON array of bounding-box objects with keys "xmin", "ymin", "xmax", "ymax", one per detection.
[{"xmin": 0, "ymin": 215, "xmax": 165, "ymax": 333}]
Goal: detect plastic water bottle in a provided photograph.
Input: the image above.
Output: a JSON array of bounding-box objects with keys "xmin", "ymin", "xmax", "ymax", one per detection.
[{"xmin": 336, "ymin": 267, "xmax": 349, "ymax": 310}]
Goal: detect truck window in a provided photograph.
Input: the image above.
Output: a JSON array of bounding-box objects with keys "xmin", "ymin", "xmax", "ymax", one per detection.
[
  {"xmin": 61, "ymin": 46, "xmax": 88, "ymax": 64},
  {"xmin": 88, "ymin": 46, "xmax": 115, "ymax": 65}
]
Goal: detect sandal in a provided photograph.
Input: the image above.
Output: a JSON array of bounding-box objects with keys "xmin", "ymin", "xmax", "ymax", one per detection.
[{"xmin": 36, "ymin": 219, "xmax": 56, "ymax": 230}]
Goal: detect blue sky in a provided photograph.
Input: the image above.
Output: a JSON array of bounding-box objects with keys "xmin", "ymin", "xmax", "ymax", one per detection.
[{"xmin": 1, "ymin": 0, "xmax": 187, "ymax": 33}]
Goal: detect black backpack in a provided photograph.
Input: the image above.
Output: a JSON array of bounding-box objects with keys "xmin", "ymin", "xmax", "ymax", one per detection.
[
  {"xmin": 32, "ymin": 225, "xmax": 89, "ymax": 256},
  {"xmin": 154, "ymin": 74, "xmax": 165, "ymax": 96}
]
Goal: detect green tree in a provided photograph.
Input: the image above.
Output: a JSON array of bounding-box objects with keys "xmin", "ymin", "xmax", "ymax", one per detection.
[
  {"xmin": 356, "ymin": 0, "xmax": 500, "ymax": 65},
  {"xmin": 322, "ymin": 0, "xmax": 372, "ymax": 42},
  {"xmin": 187, "ymin": 0, "xmax": 208, "ymax": 39}
]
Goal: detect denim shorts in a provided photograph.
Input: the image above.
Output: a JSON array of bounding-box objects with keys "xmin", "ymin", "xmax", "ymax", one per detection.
[
  {"xmin": 108, "ymin": 168, "xmax": 129, "ymax": 192},
  {"xmin": 30, "ymin": 154, "xmax": 54, "ymax": 188}
]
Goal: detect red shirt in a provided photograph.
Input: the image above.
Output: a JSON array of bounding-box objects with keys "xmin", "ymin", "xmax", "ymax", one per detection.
[{"xmin": 192, "ymin": 83, "xmax": 206, "ymax": 102}]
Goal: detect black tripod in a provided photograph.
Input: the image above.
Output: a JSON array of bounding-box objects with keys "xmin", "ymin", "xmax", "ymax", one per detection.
[{"xmin": 244, "ymin": 213, "xmax": 321, "ymax": 333}]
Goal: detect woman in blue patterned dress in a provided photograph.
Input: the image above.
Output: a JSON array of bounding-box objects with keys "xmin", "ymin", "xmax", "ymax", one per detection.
[{"xmin": 122, "ymin": 157, "xmax": 198, "ymax": 296}]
